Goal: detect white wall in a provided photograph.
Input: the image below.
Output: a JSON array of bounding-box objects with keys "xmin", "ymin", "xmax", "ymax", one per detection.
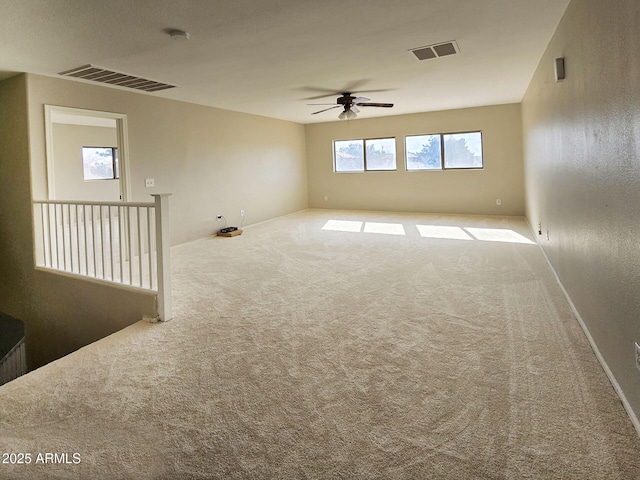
[
  {"xmin": 305, "ymin": 103, "xmax": 524, "ymax": 216},
  {"xmin": 52, "ymin": 123, "xmax": 120, "ymax": 201},
  {"xmin": 522, "ymin": 0, "xmax": 640, "ymax": 426}
]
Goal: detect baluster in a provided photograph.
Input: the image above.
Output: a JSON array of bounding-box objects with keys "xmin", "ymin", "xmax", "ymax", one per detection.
[
  {"xmin": 75, "ymin": 205, "xmax": 80, "ymax": 273},
  {"xmin": 100, "ymin": 206, "xmax": 106, "ymax": 279},
  {"xmin": 119, "ymin": 205, "xmax": 124, "ymax": 283},
  {"xmin": 65, "ymin": 205, "xmax": 70, "ymax": 270},
  {"xmin": 83, "ymin": 205, "xmax": 89, "ymax": 275},
  {"xmin": 54, "ymin": 204, "xmax": 60, "ymax": 269},
  {"xmin": 129, "ymin": 207, "xmax": 142, "ymax": 287},
  {"xmin": 40, "ymin": 204, "xmax": 48, "ymax": 267},
  {"xmin": 147, "ymin": 206, "xmax": 153, "ymax": 290},
  {"xmin": 91, "ymin": 205, "xmax": 97, "ymax": 277}
]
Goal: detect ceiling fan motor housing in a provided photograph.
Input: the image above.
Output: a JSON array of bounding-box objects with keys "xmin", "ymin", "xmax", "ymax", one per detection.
[{"xmin": 337, "ymin": 95, "xmax": 354, "ymax": 105}]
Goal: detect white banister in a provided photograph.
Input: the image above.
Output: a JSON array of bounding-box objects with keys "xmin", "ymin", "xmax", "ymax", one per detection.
[
  {"xmin": 152, "ymin": 194, "xmax": 172, "ymax": 322},
  {"xmin": 33, "ymin": 195, "xmax": 173, "ymax": 322}
]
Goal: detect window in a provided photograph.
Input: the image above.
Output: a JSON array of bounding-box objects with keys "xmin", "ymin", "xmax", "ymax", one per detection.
[
  {"xmin": 443, "ymin": 132, "xmax": 483, "ymax": 169},
  {"xmin": 405, "ymin": 131, "xmax": 483, "ymax": 170},
  {"xmin": 405, "ymin": 134, "xmax": 442, "ymax": 170},
  {"xmin": 334, "ymin": 138, "xmax": 396, "ymax": 172},
  {"xmin": 82, "ymin": 147, "xmax": 119, "ymax": 181},
  {"xmin": 365, "ymin": 138, "xmax": 396, "ymax": 171},
  {"xmin": 334, "ymin": 140, "xmax": 364, "ymax": 172}
]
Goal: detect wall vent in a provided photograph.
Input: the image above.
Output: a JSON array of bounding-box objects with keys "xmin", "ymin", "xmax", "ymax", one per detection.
[
  {"xmin": 58, "ymin": 65, "xmax": 176, "ymax": 92},
  {"xmin": 410, "ymin": 41, "xmax": 460, "ymax": 61}
]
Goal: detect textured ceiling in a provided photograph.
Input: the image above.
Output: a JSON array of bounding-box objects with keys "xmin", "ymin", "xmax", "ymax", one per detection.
[{"xmin": 0, "ymin": 0, "xmax": 570, "ymax": 124}]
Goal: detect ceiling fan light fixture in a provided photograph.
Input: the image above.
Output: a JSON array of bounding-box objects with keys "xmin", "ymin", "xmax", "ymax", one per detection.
[{"xmin": 339, "ymin": 107, "xmax": 357, "ymax": 120}]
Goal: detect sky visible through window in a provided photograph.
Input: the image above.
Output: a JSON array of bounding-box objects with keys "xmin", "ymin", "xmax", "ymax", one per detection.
[
  {"xmin": 82, "ymin": 147, "xmax": 119, "ymax": 181},
  {"xmin": 405, "ymin": 132, "xmax": 482, "ymax": 170},
  {"xmin": 443, "ymin": 132, "xmax": 482, "ymax": 168}
]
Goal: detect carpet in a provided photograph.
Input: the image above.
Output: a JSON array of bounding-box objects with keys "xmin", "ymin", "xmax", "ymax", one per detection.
[{"xmin": 1, "ymin": 209, "xmax": 638, "ymax": 479}]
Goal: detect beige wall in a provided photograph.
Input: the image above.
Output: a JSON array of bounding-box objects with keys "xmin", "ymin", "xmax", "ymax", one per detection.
[
  {"xmin": 52, "ymin": 123, "xmax": 120, "ymax": 201},
  {"xmin": 522, "ymin": 0, "xmax": 640, "ymax": 425},
  {"xmin": 305, "ymin": 104, "xmax": 524, "ymax": 216},
  {"xmin": 0, "ymin": 75, "xmax": 33, "ymax": 324},
  {"xmin": 28, "ymin": 74, "xmax": 308, "ymax": 246}
]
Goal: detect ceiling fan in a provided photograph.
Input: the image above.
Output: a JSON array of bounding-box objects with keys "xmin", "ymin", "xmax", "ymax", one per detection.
[{"xmin": 309, "ymin": 92, "xmax": 393, "ymax": 120}]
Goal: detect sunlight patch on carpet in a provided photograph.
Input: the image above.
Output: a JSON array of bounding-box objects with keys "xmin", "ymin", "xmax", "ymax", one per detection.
[
  {"xmin": 322, "ymin": 220, "xmax": 406, "ymax": 236},
  {"xmin": 416, "ymin": 225, "xmax": 473, "ymax": 241},
  {"xmin": 363, "ymin": 222, "xmax": 406, "ymax": 236},
  {"xmin": 465, "ymin": 227, "xmax": 535, "ymax": 244},
  {"xmin": 322, "ymin": 220, "xmax": 363, "ymax": 232}
]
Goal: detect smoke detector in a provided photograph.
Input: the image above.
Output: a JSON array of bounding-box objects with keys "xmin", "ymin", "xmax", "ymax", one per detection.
[{"xmin": 169, "ymin": 29, "xmax": 190, "ymax": 41}]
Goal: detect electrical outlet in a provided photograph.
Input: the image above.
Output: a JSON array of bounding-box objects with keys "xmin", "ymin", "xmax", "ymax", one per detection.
[
  {"xmin": 635, "ymin": 342, "xmax": 640, "ymax": 372},
  {"xmin": 546, "ymin": 229, "xmax": 550, "ymax": 241},
  {"xmin": 538, "ymin": 222, "xmax": 542, "ymax": 235},
  {"xmin": 145, "ymin": 178, "xmax": 155, "ymax": 188},
  {"xmin": 496, "ymin": 199, "xmax": 502, "ymax": 206},
  {"xmin": 240, "ymin": 209, "xmax": 245, "ymax": 217}
]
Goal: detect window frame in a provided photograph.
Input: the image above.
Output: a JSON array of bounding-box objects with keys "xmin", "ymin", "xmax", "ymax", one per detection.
[
  {"xmin": 442, "ymin": 131, "xmax": 484, "ymax": 170},
  {"xmin": 404, "ymin": 133, "xmax": 443, "ymax": 171},
  {"xmin": 82, "ymin": 146, "xmax": 119, "ymax": 181},
  {"xmin": 405, "ymin": 130, "xmax": 484, "ymax": 172},
  {"xmin": 333, "ymin": 137, "xmax": 397, "ymax": 173}
]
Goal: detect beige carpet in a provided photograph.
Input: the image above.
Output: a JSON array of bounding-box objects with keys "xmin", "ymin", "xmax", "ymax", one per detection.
[{"xmin": 1, "ymin": 209, "xmax": 639, "ymax": 479}]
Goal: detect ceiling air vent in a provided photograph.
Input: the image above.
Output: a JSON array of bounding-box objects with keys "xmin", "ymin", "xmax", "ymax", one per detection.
[
  {"xmin": 58, "ymin": 65, "xmax": 176, "ymax": 92},
  {"xmin": 410, "ymin": 41, "xmax": 460, "ymax": 61}
]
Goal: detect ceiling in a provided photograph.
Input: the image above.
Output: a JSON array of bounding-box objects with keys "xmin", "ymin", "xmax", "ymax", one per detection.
[{"xmin": 0, "ymin": 0, "xmax": 569, "ymax": 124}]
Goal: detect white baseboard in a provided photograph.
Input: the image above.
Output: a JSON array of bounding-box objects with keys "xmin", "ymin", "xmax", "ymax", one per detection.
[{"xmin": 525, "ymin": 218, "xmax": 640, "ymax": 437}]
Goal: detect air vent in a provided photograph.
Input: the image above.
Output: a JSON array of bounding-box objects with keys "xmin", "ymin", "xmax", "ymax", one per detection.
[
  {"xmin": 410, "ymin": 41, "xmax": 460, "ymax": 61},
  {"xmin": 58, "ymin": 65, "xmax": 176, "ymax": 92}
]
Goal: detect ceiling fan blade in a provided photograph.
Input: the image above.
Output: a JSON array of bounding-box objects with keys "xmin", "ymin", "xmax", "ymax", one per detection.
[
  {"xmin": 352, "ymin": 97, "xmax": 370, "ymax": 104},
  {"xmin": 304, "ymin": 92, "xmax": 341, "ymax": 100},
  {"xmin": 311, "ymin": 105, "xmax": 341, "ymax": 115},
  {"xmin": 358, "ymin": 102, "xmax": 394, "ymax": 108},
  {"xmin": 300, "ymin": 79, "xmax": 370, "ymax": 97},
  {"xmin": 299, "ymin": 81, "xmax": 394, "ymax": 100},
  {"xmin": 307, "ymin": 103, "xmax": 339, "ymax": 105},
  {"xmin": 299, "ymin": 85, "xmax": 344, "ymax": 94},
  {"xmin": 353, "ymin": 88, "xmax": 394, "ymax": 95},
  {"xmin": 340, "ymin": 79, "xmax": 370, "ymax": 93}
]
